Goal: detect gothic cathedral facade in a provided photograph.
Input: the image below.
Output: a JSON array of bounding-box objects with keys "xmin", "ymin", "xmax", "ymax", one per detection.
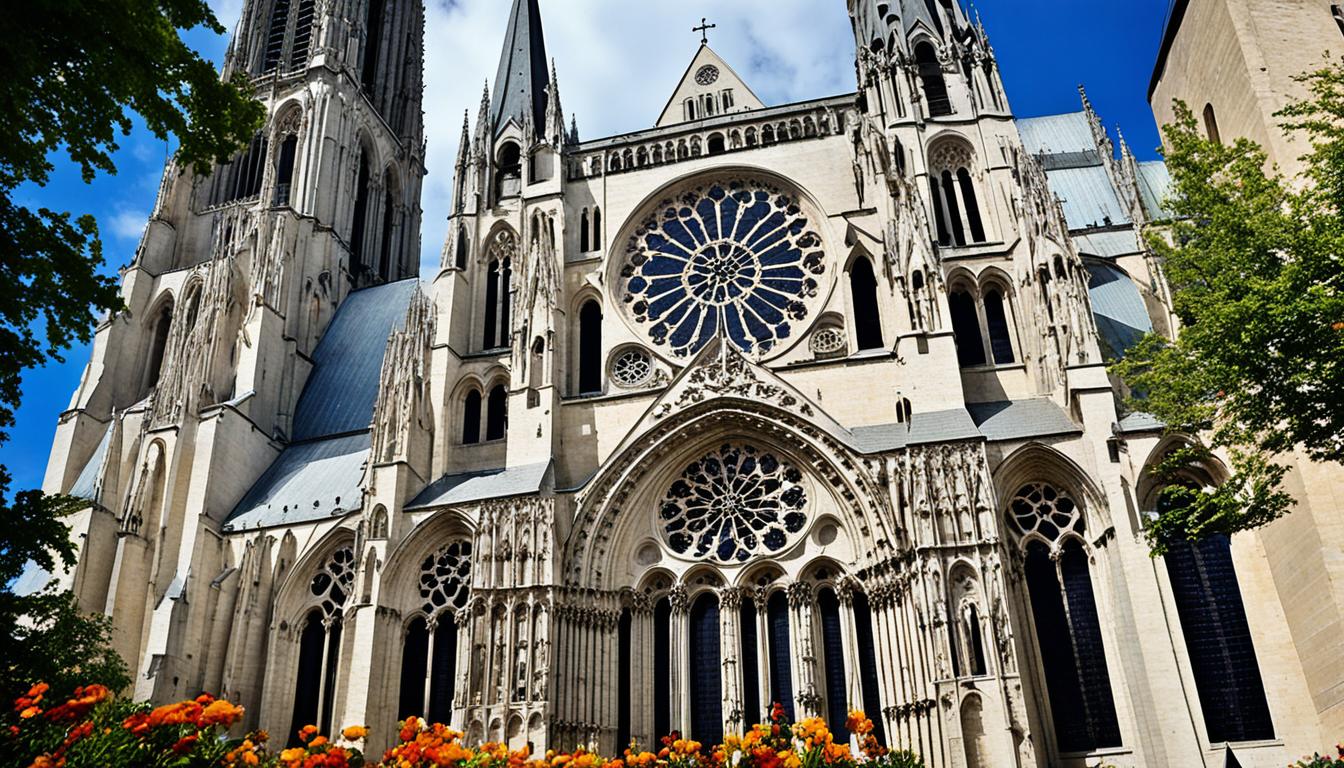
[{"xmin": 36, "ymin": 0, "xmax": 1339, "ymax": 766}]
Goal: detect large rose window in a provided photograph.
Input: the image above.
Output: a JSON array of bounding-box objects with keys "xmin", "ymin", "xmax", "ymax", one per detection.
[
  {"xmin": 659, "ymin": 443, "xmax": 809, "ymax": 563},
  {"xmin": 619, "ymin": 178, "xmax": 827, "ymax": 358}
]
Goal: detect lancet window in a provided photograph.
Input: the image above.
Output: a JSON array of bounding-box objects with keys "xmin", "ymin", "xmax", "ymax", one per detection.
[
  {"xmin": 849, "ymin": 256, "xmax": 884, "ymax": 351},
  {"xmin": 398, "ymin": 541, "xmax": 472, "ymax": 724},
  {"xmin": 288, "ymin": 546, "xmax": 355, "ymax": 745},
  {"xmin": 915, "ymin": 42, "xmax": 952, "ymax": 117},
  {"xmin": 1008, "ymin": 483, "xmax": 1121, "ymax": 753},
  {"xmin": 928, "ymin": 143, "xmax": 986, "ymax": 247},
  {"xmin": 578, "ymin": 300, "xmax": 603, "ymax": 394},
  {"xmin": 482, "ymin": 232, "xmax": 514, "ymax": 350},
  {"xmin": 948, "ymin": 276, "xmax": 1018, "ymax": 367}
]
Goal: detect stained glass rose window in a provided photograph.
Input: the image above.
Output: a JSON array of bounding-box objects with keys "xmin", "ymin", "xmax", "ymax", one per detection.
[
  {"xmin": 619, "ymin": 178, "xmax": 827, "ymax": 358},
  {"xmin": 659, "ymin": 443, "xmax": 809, "ymax": 563}
]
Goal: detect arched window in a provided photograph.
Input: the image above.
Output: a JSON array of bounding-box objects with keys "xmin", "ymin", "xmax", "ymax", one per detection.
[
  {"xmin": 818, "ymin": 588, "xmax": 849, "ymax": 741},
  {"xmin": 486, "ymin": 384, "xmax": 507, "ymax": 441},
  {"xmin": 427, "ymin": 613, "xmax": 457, "ymax": 724},
  {"xmin": 274, "ymin": 134, "xmax": 298, "ymax": 206},
  {"xmin": 1334, "ymin": 4, "xmax": 1344, "ymax": 36},
  {"xmin": 740, "ymin": 595, "xmax": 762, "ymax": 725},
  {"xmin": 982, "ymin": 288, "xmax": 1015, "ymax": 364},
  {"xmin": 654, "ymin": 597, "xmax": 672, "ymax": 739},
  {"xmin": 350, "ymin": 153, "xmax": 371, "ymax": 275},
  {"xmin": 957, "ymin": 169, "xmax": 986, "ymax": 242},
  {"xmin": 915, "ymin": 42, "xmax": 952, "ymax": 117},
  {"xmin": 689, "ymin": 593, "xmax": 723, "ymax": 744},
  {"xmin": 960, "ymin": 603, "xmax": 988, "ymax": 677},
  {"xmin": 484, "ymin": 260, "xmax": 500, "ymax": 349},
  {"xmin": 1010, "ymin": 484, "xmax": 1121, "ymax": 753},
  {"xmin": 288, "ymin": 547, "xmax": 354, "ymax": 745},
  {"xmin": 708, "ymin": 134, "xmax": 725, "ymax": 155},
  {"xmin": 592, "ymin": 207, "xmax": 602, "ymax": 246},
  {"xmin": 685, "ymin": 99, "xmax": 697, "ymax": 121},
  {"xmin": 852, "ymin": 592, "xmax": 887, "ymax": 746},
  {"xmin": 289, "ymin": 608, "xmax": 328, "ymax": 743},
  {"xmin": 379, "ymin": 188, "xmax": 396, "ymax": 282},
  {"xmin": 144, "ymin": 303, "xmax": 173, "ymax": 392},
  {"xmin": 949, "ymin": 289, "xmax": 986, "ymax": 367},
  {"xmin": 766, "ymin": 591, "xmax": 794, "ymax": 721},
  {"xmin": 262, "ymin": 0, "xmax": 291, "ymax": 74},
  {"xmin": 289, "ymin": 0, "xmax": 315, "ymax": 70},
  {"xmin": 850, "ymin": 256, "xmax": 884, "ymax": 350},
  {"xmin": 617, "ymin": 608, "xmax": 633, "ymax": 750},
  {"xmin": 940, "ymin": 171, "xmax": 966, "ymax": 246},
  {"xmin": 930, "ymin": 146, "xmax": 986, "ymax": 247},
  {"xmin": 454, "ymin": 227, "xmax": 468, "ymax": 270},
  {"xmin": 1202, "ymin": 103, "xmax": 1221, "ymax": 145},
  {"xmin": 397, "ymin": 618, "xmax": 430, "ymax": 719},
  {"xmin": 578, "ymin": 300, "xmax": 603, "ymax": 395},
  {"xmin": 580, "ymin": 209, "xmax": 590, "ymax": 252},
  {"xmin": 1164, "ymin": 531, "xmax": 1274, "ymax": 743},
  {"xmin": 361, "ymin": 0, "xmax": 385, "ymax": 92},
  {"xmin": 462, "ymin": 390, "xmax": 481, "ymax": 444},
  {"xmin": 496, "ymin": 142, "xmax": 522, "ymax": 200}
]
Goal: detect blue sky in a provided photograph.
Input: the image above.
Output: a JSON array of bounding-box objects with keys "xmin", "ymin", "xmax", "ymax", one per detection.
[{"xmin": 1, "ymin": 0, "xmax": 1171, "ymax": 492}]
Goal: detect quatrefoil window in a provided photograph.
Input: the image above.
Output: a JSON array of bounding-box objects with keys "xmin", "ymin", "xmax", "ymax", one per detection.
[
  {"xmin": 619, "ymin": 178, "xmax": 827, "ymax": 359},
  {"xmin": 419, "ymin": 541, "xmax": 472, "ymax": 616},
  {"xmin": 659, "ymin": 444, "xmax": 809, "ymax": 563}
]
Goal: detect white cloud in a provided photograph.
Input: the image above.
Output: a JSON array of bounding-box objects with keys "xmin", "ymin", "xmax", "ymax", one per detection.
[
  {"xmin": 207, "ymin": 0, "xmax": 858, "ymax": 276},
  {"xmin": 106, "ymin": 207, "xmax": 150, "ymax": 242}
]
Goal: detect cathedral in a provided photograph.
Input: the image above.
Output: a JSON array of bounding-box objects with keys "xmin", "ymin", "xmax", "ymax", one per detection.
[{"xmin": 34, "ymin": 0, "xmax": 1342, "ymax": 765}]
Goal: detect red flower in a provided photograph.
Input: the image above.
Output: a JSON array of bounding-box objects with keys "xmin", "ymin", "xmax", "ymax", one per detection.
[{"xmin": 172, "ymin": 733, "xmax": 200, "ymax": 754}]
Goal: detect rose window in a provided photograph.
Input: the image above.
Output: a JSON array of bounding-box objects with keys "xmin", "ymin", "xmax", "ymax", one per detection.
[
  {"xmin": 619, "ymin": 178, "xmax": 827, "ymax": 359},
  {"xmin": 810, "ymin": 325, "xmax": 846, "ymax": 357},
  {"xmin": 610, "ymin": 347, "xmax": 654, "ymax": 388},
  {"xmin": 659, "ymin": 443, "xmax": 809, "ymax": 563},
  {"xmin": 1009, "ymin": 483, "xmax": 1085, "ymax": 542}
]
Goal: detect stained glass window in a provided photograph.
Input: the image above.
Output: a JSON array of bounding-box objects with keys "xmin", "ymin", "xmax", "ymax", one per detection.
[
  {"xmin": 619, "ymin": 178, "xmax": 826, "ymax": 358},
  {"xmin": 654, "ymin": 598, "xmax": 672, "ymax": 739},
  {"xmin": 740, "ymin": 597, "xmax": 762, "ymax": 725},
  {"xmin": 818, "ymin": 589, "xmax": 850, "ymax": 741},
  {"xmin": 689, "ymin": 594, "xmax": 724, "ymax": 744},
  {"xmin": 767, "ymin": 592, "xmax": 794, "ymax": 721},
  {"xmin": 852, "ymin": 593, "xmax": 886, "ymax": 746},
  {"xmin": 617, "ymin": 609, "xmax": 633, "ymax": 749},
  {"xmin": 428, "ymin": 615, "xmax": 456, "ymax": 725},
  {"xmin": 659, "ymin": 444, "xmax": 808, "ymax": 563},
  {"xmin": 398, "ymin": 618, "xmax": 429, "ymax": 719}
]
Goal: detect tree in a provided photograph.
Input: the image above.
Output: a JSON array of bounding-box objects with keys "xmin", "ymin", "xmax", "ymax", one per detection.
[
  {"xmin": 0, "ymin": 0, "xmax": 265, "ymax": 697},
  {"xmin": 1115, "ymin": 62, "xmax": 1344, "ymax": 554}
]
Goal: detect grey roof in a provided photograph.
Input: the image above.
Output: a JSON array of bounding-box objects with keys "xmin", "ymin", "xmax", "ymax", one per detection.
[
  {"xmin": 291, "ymin": 279, "xmax": 418, "ymax": 441},
  {"xmin": 969, "ymin": 399, "xmax": 1081, "ymax": 442},
  {"xmin": 1137, "ymin": 161, "xmax": 1175, "ymax": 220},
  {"xmin": 69, "ymin": 421, "xmax": 114, "ymax": 501},
  {"xmin": 224, "ymin": 432, "xmax": 370, "ymax": 531},
  {"xmin": 1118, "ymin": 411, "xmax": 1165, "ymax": 434},
  {"xmin": 1087, "ymin": 263, "xmax": 1155, "ymax": 359},
  {"xmin": 1074, "ymin": 230, "xmax": 1143, "ymax": 259},
  {"xmin": 1017, "ymin": 112, "xmax": 1097, "ymax": 159},
  {"xmin": 1045, "ymin": 165, "xmax": 1132, "ymax": 230},
  {"xmin": 491, "ymin": 0, "xmax": 549, "ymax": 138},
  {"xmin": 851, "ymin": 423, "xmax": 909, "ymax": 453},
  {"xmin": 408, "ymin": 462, "xmax": 552, "ymax": 510},
  {"xmin": 901, "ymin": 0, "xmax": 943, "ymax": 37},
  {"xmin": 908, "ymin": 408, "xmax": 982, "ymax": 445}
]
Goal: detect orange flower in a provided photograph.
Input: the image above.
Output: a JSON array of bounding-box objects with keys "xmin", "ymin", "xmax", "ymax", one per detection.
[
  {"xmin": 123, "ymin": 712, "xmax": 152, "ymax": 737},
  {"xmin": 19, "ymin": 706, "xmax": 40, "ymax": 719},
  {"xmin": 341, "ymin": 724, "xmax": 369, "ymax": 741},
  {"xmin": 298, "ymin": 724, "xmax": 320, "ymax": 743},
  {"xmin": 197, "ymin": 699, "xmax": 245, "ymax": 728},
  {"xmin": 172, "ymin": 733, "xmax": 200, "ymax": 754}
]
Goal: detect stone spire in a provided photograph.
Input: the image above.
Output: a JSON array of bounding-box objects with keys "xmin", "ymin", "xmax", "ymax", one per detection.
[{"xmin": 490, "ymin": 0, "xmax": 550, "ymax": 139}]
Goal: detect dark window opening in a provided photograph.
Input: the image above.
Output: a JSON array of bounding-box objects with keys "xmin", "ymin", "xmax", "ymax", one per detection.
[
  {"xmin": 319, "ymin": 617, "xmax": 341, "ymax": 737},
  {"xmin": 1164, "ymin": 533, "xmax": 1274, "ymax": 743},
  {"xmin": 496, "ymin": 142, "xmax": 522, "ymax": 200},
  {"xmin": 957, "ymin": 168, "xmax": 986, "ymax": 243},
  {"xmin": 930, "ymin": 178, "xmax": 951, "ymax": 245},
  {"xmin": 454, "ymin": 227, "xmax": 468, "ymax": 270},
  {"xmin": 592, "ymin": 207, "xmax": 602, "ymax": 246},
  {"xmin": 983, "ymin": 289, "xmax": 1015, "ymax": 364},
  {"xmin": 654, "ymin": 598, "xmax": 672, "ymax": 739},
  {"xmin": 263, "ymin": 0, "xmax": 291, "ymax": 74},
  {"xmin": 379, "ymin": 189, "xmax": 396, "ymax": 282},
  {"xmin": 289, "ymin": 0, "xmax": 315, "ymax": 70},
  {"xmin": 941, "ymin": 170, "xmax": 966, "ymax": 246},
  {"xmin": 708, "ymin": 134, "xmax": 726, "ymax": 155},
  {"xmin": 397, "ymin": 617, "xmax": 429, "ymax": 719},
  {"xmin": 361, "ymin": 0, "xmax": 385, "ymax": 93},
  {"xmin": 484, "ymin": 259, "xmax": 500, "ymax": 349},
  {"xmin": 350, "ymin": 154, "xmax": 370, "ymax": 275},
  {"xmin": 916, "ymin": 42, "xmax": 952, "ymax": 117},
  {"xmin": 818, "ymin": 589, "xmax": 850, "ymax": 742},
  {"xmin": 617, "ymin": 609, "xmax": 633, "ymax": 750},
  {"xmin": 499, "ymin": 258, "xmax": 512, "ymax": 347},
  {"xmin": 1025, "ymin": 540, "xmax": 1122, "ymax": 753},
  {"xmin": 1203, "ymin": 104, "xmax": 1222, "ymax": 145},
  {"xmin": 850, "ymin": 256, "xmax": 885, "ymax": 350},
  {"xmin": 580, "ymin": 209, "xmax": 590, "ymax": 252},
  {"xmin": 949, "ymin": 290, "xmax": 986, "ymax": 366},
  {"xmin": 740, "ymin": 596, "xmax": 761, "ymax": 725},
  {"xmin": 427, "ymin": 615, "xmax": 456, "ymax": 726},
  {"xmin": 1335, "ymin": 4, "xmax": 1344, "ymax": 36},
  {"xmin": 965, "ymin": 604, "xmax": 988, "ymax": 677},
  {"xmin": 275, "ymin": 135, "xmax": 298, "ymax": 207},
  {"xmin": 145, "ymin": 305, "xmax": 173, "ymax": 391},
  {"xmin": 288, "ymin": 609, "xmax": 325, "ymax": 745},
  {"xmin": 767, "ymin": 591, "xmax": 794, "ymax": 721},
  {"xmin": 689, "ymin": 593, "xmax": 723, "ymax": 744},
  {"xmin": 486, "ymin": 384, "xmax": 507, "ymax": 441},
  {"xmin": 462, "ymin": 390, "xmax": 481, "ymax": 444},
  {"xmin": 578, "ymin": 300, "xmax": 603, "ymax": 394},
  {"xmin": 214, "ymin": 134, "xmax": 268, "ymax": 206},
  {"xmin": 853, "ymin": 593, "xmax": 887, "ymax": 746}
]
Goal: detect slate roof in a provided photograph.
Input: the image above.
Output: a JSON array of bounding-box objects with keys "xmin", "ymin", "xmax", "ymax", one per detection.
[
  {"xmin": 69, "ymin": 421, "xmax": 114, "ymax": 502},
  {"xmin": 292, "ymin": 279, "xmax": 419, "ymax": 441},
  {"xmin": 1137, "ymin": 161, "xmax": 1175, "ymax": 221},
  {"xmin": 224, "ymin": 433, "xmax": 371, "ymax": 532},
  {"xmin": 407, "ymin": 462, "xmax": 552, "ymax": 510},
  {"xmin": 1087, "ymin": 263, "xmax": 1155, "ymax": 359},
  {"xmin": 968, "ymin": 399, "xmax": 1081, "ymax": 442},
  {"xmin": 1118, "ymin": 411, "xmax": 1165, "ymax": 434},
  {"xmin": 490, "ymin": 0, "xmax": 549, "ymax": 138},
  {"xmin": 1017, "ymin": 112, "xmax": 1097, "ymax": 160},
  {"xmin": 1074, "ymin": 230, "xmax": 1143, "ymax": 259},
  {"xmin": 1046, "ymin": 165, "xmax": 1132, "ymax": 230}
]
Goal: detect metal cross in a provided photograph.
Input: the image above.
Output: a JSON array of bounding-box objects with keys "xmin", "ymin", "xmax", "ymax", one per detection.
[{"xmin": 693, "ymin": 17, "xmax": 717, "ymax": 45}]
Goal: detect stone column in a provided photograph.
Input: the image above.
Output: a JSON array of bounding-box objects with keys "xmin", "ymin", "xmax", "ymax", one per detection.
[
  {"xmin": 787, "ymin": 582, "xmax": 821, "ymax": 719},
  {"xmin": 718, "ymin": 587, "xmax": 743, "ymax": 734},
  {"xmin": 630, "ymin": 593, "xmax": 654, "ymax": 748},
  {"xmin": 754, "ymin": 588, "xmax": 771, "ymax": 724},
  {"xmin": 669, "ymin": 584, "xmax": 690, "ymax": 733},
  {"xmin": 452, "ymin": 605, "xmax": 472, "ymax": 730},
  {"xmin": 836, "ymin": 579, "xmax": 862, "ymax": 728}
]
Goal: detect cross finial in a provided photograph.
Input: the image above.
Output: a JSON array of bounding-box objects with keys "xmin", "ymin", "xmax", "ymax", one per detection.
[{"xmin": 693, "ymin": 17, "xmax": 716, "ymax": 45}]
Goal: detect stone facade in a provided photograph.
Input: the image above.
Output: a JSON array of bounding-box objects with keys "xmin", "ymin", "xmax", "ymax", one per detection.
[
  {"xmin": 1150, "ymin": 0, "xmax": 1344, "ymax": 741},
  {"xmin": 34, "ymin": 1, "xmax": 1339, "ymax": 766}
]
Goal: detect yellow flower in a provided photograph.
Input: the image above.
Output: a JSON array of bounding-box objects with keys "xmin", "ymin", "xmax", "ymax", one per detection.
[{"xmin": 342, "ymin": 724, "xmax": 369, "ymax": 741}]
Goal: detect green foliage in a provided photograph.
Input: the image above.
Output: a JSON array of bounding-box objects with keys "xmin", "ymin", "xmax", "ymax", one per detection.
[
  {"xmin": 1292, "ymin": 745, "xmax": 1344, "ymax": 767},
  {"xmin": 867, "ymin": 751, "xmax": 924, "ymax": 768},
  {"xmin": 1115, "ymin": 60, "xmax": 1344, "ymax": 553},
  {"xmin": 0, "ymin": 0, "xmax": 263, "ymax": 704}
]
